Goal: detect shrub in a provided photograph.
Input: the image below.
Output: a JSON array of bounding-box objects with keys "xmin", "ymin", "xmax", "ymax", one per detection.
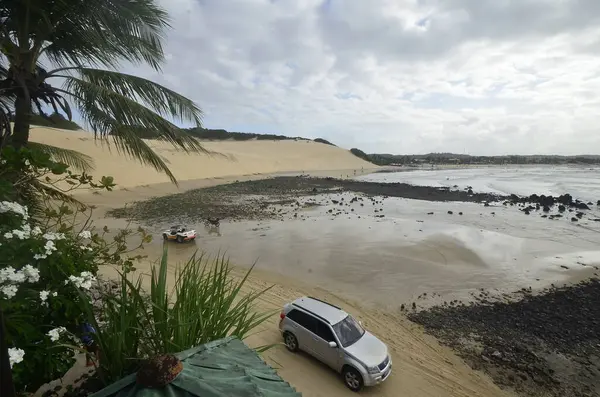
[
  {"xmin": 350, "ymin": 148, "xmax": 372, "ymax": 162},
  {"xmin": 0, "ymin": 145, "xmax": 115, "ymax": 216},
  {"xmin": 29, "ymin": 113, "xmax": 82, "ymax": 131},
  {"xmin": 0, "ymin": 201, "xmax": 97, "ymax": 393},
  {"xmin": 313, "ymin": 138, "xmax": 336, "ymax": 146},
  {"xmin": 0, "ymin": 147, "xmax": 150, "ymax": 395},
  {"xmin": 1, "ymin": 146, "xmax": 273, "ymax": 395},
  {"xmin": 143, "ymin": 247, "xmax": 274, "ymax": 353}
]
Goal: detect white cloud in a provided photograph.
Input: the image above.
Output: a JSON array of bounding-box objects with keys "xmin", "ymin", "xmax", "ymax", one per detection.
[{"xmin": 120, "ymin": 0, "xmax": 600, "ymax": 155}]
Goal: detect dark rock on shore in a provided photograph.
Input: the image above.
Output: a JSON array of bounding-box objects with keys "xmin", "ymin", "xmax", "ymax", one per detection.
[
  {"xmin": 409, "ymin": 279, "xmax": 600, "ymax": 397},
  {"xmin": 507, "ymin": 192, "xmax": 592, "ymax": 213},
  {"xmin": 107, "ymin": 176, "xmax": 509, "ymax": 223},
  {"xmin": 106, "ymin": 176, "xmax": 594, "ymax": 226}
]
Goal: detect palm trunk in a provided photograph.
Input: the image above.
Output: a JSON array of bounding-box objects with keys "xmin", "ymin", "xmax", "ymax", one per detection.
[{"xmin": 12, "ymin": 95, "xmax": 31, "ymax": 149}]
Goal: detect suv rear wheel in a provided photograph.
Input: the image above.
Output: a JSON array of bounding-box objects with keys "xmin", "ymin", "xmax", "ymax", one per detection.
[
  {"xmin": 176, "ymin": 235, "xmax": 183, "ymax": 243},
  {"xmin": 283, "ymin": 332, "xmax": 299, "ymax": 352},
  {"xmin": 342, "ymin": 366, "xmax": 364, "ymax": 392}
]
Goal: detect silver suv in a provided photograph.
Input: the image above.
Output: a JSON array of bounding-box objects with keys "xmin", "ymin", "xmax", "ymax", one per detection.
[{"xmin": 279, "ymin": 296, "xmax": 392, "ymax": 392}]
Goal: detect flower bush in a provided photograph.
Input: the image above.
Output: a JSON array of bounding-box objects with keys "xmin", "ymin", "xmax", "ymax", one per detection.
[
  {"xmin": 1, "ymin": 146, "xmax": 272, "ymax": 396},
  {"xmin": 0, "ymin": 200, "xmax": 96, "ymax": 393},
  {"xmin": 0, "ymin": 147, "xmax": 150, "ymax": 395}
]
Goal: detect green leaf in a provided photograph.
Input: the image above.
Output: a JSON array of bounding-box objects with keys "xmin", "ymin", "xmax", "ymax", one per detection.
[
  {"xmin": 27, "ymin": 142, "xmax": 95, "ymax": 172},
  {"xmin": 53, "ymin": 69, "xmax": 209, "ymax": 184}
]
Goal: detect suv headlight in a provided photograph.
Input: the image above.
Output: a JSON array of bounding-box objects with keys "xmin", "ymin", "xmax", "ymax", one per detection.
[{"xmin": 367, "ymin": 365, "xmax": 379, "ymax": 374}]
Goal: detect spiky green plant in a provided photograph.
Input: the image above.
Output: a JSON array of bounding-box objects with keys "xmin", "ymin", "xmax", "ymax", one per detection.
[
  {"xmin": 80, "ymin": 246, "xmax": 275, "ymax": 386},
  {"xmin": 79, "ymin": 274, "xmax": 147, "ymax": 385},
  {"xmin": 0, "ymin": 0, "xmax": 206, "ymax": 183},
  {"xmin": 143, "ymin": 246, "xmax": 275, "ymax": 354}
]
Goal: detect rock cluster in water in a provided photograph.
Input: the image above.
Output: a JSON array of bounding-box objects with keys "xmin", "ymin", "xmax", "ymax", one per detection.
[{"xmin": 409, "ymin": 279, "xmax": 600, "ymax": 397}]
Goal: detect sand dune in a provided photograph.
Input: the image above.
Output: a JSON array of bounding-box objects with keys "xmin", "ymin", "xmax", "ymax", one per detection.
[{"xmin": 29, "ymin": 126, "xmax": 376, "ymax": 188}]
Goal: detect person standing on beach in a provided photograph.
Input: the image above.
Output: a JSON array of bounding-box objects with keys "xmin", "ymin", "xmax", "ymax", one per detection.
[{"xmin": 81, "ymin": 322, "xmax": 99, "ymax": 367}]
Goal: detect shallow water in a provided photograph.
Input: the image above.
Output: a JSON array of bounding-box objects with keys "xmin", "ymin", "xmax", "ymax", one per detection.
[
  {"xmin": 143, "ymin": 190, "xmax": 600, "ymax": 310},
  {"xmin": 359, "ymin": 165, "xmax": 600, "ymax": 203}
]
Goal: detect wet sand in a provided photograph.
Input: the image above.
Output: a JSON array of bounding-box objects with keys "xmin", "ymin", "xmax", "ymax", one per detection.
[
  {"xmin": 77, "ymin": 174, "xmax": 600, "ymax": 397},
  {"xmin": 105, "ymin": 177, "xmax": 600, "ymax": 309}
]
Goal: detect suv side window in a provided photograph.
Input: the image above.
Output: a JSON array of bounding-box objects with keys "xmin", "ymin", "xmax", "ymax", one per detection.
[
  {"xmin": 314, "ymin": 320, "xmax": 335, "ymax": 342},
  {"xmin": 286, "ymin": 309, "xmax": 318, "ymax": 334}
]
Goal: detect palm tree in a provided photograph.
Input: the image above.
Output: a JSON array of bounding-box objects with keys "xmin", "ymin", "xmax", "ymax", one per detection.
[{"xmin": 0, "ymin": 0, "xmax": 207, "ymax": 183}]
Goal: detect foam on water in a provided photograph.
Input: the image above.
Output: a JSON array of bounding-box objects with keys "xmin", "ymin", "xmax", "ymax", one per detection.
[{"xmin": 359, "ymin": 166, "xmax": 600, "ymax": 202}]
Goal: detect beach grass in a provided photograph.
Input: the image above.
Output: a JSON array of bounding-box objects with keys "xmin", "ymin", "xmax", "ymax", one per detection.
[{"xmin": 80, "ymin": 245, "xmax": 275, "ymax": 386}]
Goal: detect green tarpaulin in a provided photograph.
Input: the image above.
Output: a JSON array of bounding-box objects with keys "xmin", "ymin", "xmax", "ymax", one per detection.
[{"xmin": 91, "ymin": 337, "xmax": 301, "ymax": 397}]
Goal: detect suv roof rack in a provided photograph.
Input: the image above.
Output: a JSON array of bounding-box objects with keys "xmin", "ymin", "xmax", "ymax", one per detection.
[
  {"xmin": 292, "ymin": 303, "xmax": 331, "ymax": 324},
  {"xmin": 307, "ymin": 296, "xmax": 341, "ymax": 310}
]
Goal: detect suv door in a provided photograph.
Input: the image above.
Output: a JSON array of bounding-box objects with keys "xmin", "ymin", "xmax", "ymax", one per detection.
[
  {"xmin": 285, "ymin": 309, "xmax": 319, "ymax": 355},
  {"xmin": 312, "ymin": 319, "xmax": 342, "ymax": 370}
]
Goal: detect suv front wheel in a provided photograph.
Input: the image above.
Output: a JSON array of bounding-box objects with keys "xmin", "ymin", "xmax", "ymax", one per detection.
[
  {"xmin": 342, "ymin": 366, "xmax": 364, "ymax": 392},
  {"xmin": 283, "ymin": 332, "xmax": 299, "ymax": 352}
]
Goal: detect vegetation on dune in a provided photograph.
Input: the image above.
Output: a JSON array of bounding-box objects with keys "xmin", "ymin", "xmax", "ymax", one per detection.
[
  {"xmin": 313, "ymin": 137, "xmax": 336, "ymax": 146},
  {"xmin": 138, "ymin": 126, "xmax": 339, "ymax": 146},
  {"xmin": 9, "ymin": 112, "xmax": 82, "ymax": 131},
  {"xmin": 353, "ymin": 151, "xmax": 600, "ymax": 166},
  {"xmin": 350, "ymin": 148, "xmax": 371, "ymax": 162}
]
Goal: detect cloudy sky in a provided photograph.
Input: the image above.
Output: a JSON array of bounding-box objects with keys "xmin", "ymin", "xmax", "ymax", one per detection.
[{"xmin": 123, "ymin": 0, "xmax": 600, "ymax": 155}]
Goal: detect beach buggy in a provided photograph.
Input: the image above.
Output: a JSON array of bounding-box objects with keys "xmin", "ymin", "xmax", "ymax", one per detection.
[{"xmin": 162, "ymin": 225, "xmax": 197, "ymax": 243}]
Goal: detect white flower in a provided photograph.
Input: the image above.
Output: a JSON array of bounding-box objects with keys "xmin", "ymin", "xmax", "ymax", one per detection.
[
  {"xmin": 14, "ymin": 225, "xmax": 31, "ymax": 239},
  {"xmin": 80, "ymin": 245, "xmax": 93, "ymax": 252},
  {"xmin": 1, "ymin": 285, "xmax": 18, "ymax": 299},
  {"xmin": 0, "ymin": 267, "xmax": 16, "ymax": 283},
  {"xmin": 31, "ymin": 226, "xmax": 42, "ymax": 236},
  {"xmin": 68, "ymin": 271, "xmax": 96, "ymax": 290},
  {"xmin": 33, "ymin": 254, "xmax": 48, "ymax": 260},
  {"xmin": 8, "ymin": 348, "xmax": 25, "ymax": 368},
  {"xmin": 24, "ymin": 159, "xmax": 30, "ymax": 167},
  {"xmin": 0, "ymin": 201, "xmax": 28, "ymax": 220},
  {"xmin": 44, "ymin": 240, "xmax": 57, "ymax": 256},
  {"xmin": 52, "ymin": 291, "xmax": 57, "ymax": 297},
  {"xmin": 43, "ymin": 232, "xmax": 65, "ymax": 241},
  {"xmin": 3, "ymin": 232, "xmax": 13, "ymax": 239},
  {"xmin": 22, "ymin": 265, "xmax": 40, "ymax": 283},
  {"xmin": 79, "ymin": 230, "xmax": 92, "ymax": 239},
  {"xmin": 0, "ymin": 267, "xmax": 26, "ymax": 284},
  {"xmin": 40, "ymin": 290, "xmax": 50, "ymax": 303},
  {"xmin": 47, "ymin": 327, "xmax": 66, "ymax": 342}
]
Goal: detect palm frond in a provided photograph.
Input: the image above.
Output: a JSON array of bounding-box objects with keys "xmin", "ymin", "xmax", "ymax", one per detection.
[
  {"xmin": 67, "ymin": 103, "xmax": 178, "ymax": 183},
  {"xmin": 27, "ymin": 142, "xmax": 95, "ymax": 172},
  {"xmin": 39, "ymin": 0, "xmax": 169, "ymax": 69},
  {"xmin": 49, "ymin": 68, "xmax": 210, "ymax": 183},
  {"xmin": 31, "ymin": 178, "xmax": 87, "ymax": 209},
  {"xmin": 61, "ymin": 73, "xmax": 204, "ymax": 150},
  {"xmin": 0, "ymin": 0, "xmax": 211, "ymax": 185},
  {"xmin": 61, "ymin": 68, "xmax": 203, "ymax": 127}
]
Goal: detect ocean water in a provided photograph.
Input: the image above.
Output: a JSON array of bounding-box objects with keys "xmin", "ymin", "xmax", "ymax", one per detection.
[{"xmin": 357, "ymin": 166, "xmax": 600, "ymax": 203}]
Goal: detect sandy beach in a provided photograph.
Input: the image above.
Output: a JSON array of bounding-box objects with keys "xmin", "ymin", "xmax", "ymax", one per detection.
[
  {"xmin": 35, "ymin": 128, "xmax": 600, "ymax": 397},
  {"xmin": 30, "ymin": 127, "xmax": 375, "ymax": 189}
]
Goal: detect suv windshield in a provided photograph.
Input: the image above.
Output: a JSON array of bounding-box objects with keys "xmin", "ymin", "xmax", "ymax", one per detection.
[{"xmin": 332, "ymin": 315, "xmax": 365, "ymax": 347}]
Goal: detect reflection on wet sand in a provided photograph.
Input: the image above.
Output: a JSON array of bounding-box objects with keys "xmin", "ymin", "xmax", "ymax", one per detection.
[{"xmin": 131, "ymin": 194, "xmax": 600, "ymax": 309}]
